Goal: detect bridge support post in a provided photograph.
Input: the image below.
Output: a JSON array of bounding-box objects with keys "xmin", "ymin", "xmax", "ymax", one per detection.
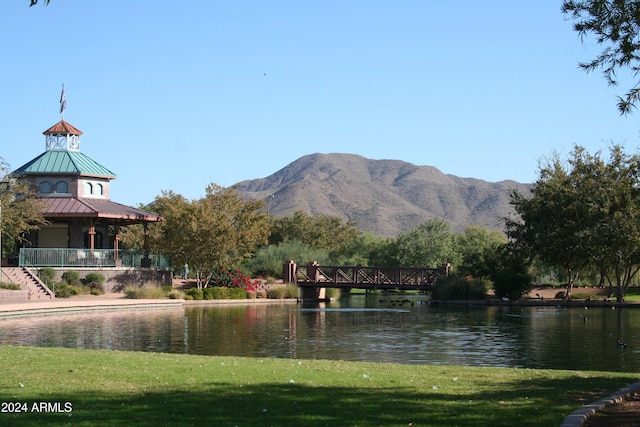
[
  {"xmin": 300, "ymin": 261, "xmax": 327, "ymax": 301},
  {"xmin": 283, "ymin": 260, "xmax": 297, "ymax": 284}
]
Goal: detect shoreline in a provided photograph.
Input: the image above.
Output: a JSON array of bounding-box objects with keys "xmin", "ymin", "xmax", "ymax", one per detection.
[
  {"xmin": 0, "ymin": 295, "xmax": 300, "ymax": 318},
  {"xmin": 0, "ymin": 292, "xmax": 638, "ymax": 319}
]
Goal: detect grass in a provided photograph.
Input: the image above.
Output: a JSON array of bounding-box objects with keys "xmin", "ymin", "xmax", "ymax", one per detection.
[
  {"xmin": 123, "ymin": 283, "xmax": 168, "ymax": 299},
  {"xmin": 625, "ymin": 287, "xmax": 640, "ymax": 302},
  {"xmin": 0, "ymin": 346, "xmax": 636, "ymax": 426}
]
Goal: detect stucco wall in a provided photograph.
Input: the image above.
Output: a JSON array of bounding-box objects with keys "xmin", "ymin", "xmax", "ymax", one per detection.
[
  {"xmin": 0, "ymin": 290, "xmax": 29, "ymax": 301},
  {"xmin": 41, "ymin": 268, "xmax": 172, "ymax": 293}
]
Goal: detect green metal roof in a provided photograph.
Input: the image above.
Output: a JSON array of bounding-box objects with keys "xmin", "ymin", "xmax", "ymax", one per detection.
[{"xmin": 13, "ymin": 150, "xmax": 116, "ymax": 178}]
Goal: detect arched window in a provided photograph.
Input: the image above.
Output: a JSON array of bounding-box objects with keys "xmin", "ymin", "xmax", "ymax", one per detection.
[
  {"xmin": 39, "ymin": 181, "xmax": 53, "ymax": 194},
  {"xmin": 96, "ymin": 183, "xmax": 103, "ymax": 195},
  {"xmin": 55, "ymin": 181, "xmax": 68, "ymax": 193},
  {"xmin": 85, "ymin": 182, "xmax": 93, "ymax": 195}
]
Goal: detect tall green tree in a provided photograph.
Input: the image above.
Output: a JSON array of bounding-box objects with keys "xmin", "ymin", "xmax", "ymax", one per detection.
[
  {"xmin": 506, "ymin": 152, "xmax": 587, "ymax": 297},
  {"xmin": 562, "ymin": 0, "xmax": 640, "ymax": 114},
  {"xmin": 394, "ymin": 218, "xmax": 460, "ymax": 268},
  {"xmin": 576, "ymin": 145, "xmax": 640, "ymax": 300},
  {"xmin": 456, "ymin": 225, "xmax": 507, "ymax": 279},
  {"xmin": 269, "ymin": 210, "xmax": 361, "ymax": 254},
  {"xmin": 0, "ymin": 158, "xmax": 47, "ymax": 258},
  {"xmin": 129, "ymin": 185, "xmax": 270, "ymax": 286},
  {"xmin": 507, "ymin": 144, "xmax": 640, "ymax": 300}
]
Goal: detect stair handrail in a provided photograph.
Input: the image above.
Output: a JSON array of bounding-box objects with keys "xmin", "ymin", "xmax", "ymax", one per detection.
[{"xmin": 23, "ymin": 267, "xmax": 55, "ymax": 299}]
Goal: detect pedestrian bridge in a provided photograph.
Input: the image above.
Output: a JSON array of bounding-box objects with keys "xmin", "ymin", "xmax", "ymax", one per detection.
[{"xmin": 284, "ymin": 261, "xmax": 450, "ymax": 299}]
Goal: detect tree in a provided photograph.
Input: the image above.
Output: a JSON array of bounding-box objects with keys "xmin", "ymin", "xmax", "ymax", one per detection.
[
  {"xmin": 393, "ymin": 218, "xmax": 460, "ymax": 268},
  {"xmin": 507, "ymin": 154, "xmax": 586, "ymax": 298},
  {"xmin": 132, "ymin": 185, "xmax": 270, "ymax": 287},
  {"xmin": 244, "ymin": 241, "xmax": 331, "ymax": 278},
  {"xmin": 0, "ymin": 158, "xmax": 47, "ymax": 259},
  {"xmin": 562, "ymin": 0, "xmax": 640, "ymax": 114},
  {"xmin": 507, "ymin": 144, "xmax": 640, "ymax": 301},
  {"xmin": 456, "ymin": 225, "xmax": 507, "ymax": 279},
  {"xmin": 269, "ymin": 210, "xmax": 361, "ymax": 254}
]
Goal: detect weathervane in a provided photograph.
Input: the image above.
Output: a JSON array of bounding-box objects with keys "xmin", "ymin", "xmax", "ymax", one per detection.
[{"xmin": 59, "ymin": 83, "xmax": 66, "ymax": 119}]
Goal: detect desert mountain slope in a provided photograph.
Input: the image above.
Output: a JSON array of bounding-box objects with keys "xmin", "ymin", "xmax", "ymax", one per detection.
[{"xmin": 235, "ymin": 153, "xmax": 529, "ymax": 237}]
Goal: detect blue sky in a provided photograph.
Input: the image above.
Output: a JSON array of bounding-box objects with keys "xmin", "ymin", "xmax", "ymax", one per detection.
[{"xmin": 2, "ymin": 1, "xmax": 639, "ymax": 207}]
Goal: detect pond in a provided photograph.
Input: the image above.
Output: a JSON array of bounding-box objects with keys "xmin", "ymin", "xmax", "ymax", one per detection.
[{"xmin": 1, "ymin": 295, "xmax": 639, "ymax": 371}]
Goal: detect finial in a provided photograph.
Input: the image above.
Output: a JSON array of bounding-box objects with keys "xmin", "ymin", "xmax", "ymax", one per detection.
[{"xmin": 59, "ymin": 83, "xmax": 66, "ymax": 119}]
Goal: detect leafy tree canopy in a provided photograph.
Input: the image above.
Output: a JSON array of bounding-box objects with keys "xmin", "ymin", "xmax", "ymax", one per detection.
[
  {"xmin": 0, "ymin": 158, "xmax": 47, "ymax": 258},
  {"xmin": 393, "ymin": 218, "xmax": 460, "ymax": 268},
  {"xmin": 507, "ymin": 144, "xmax": 640, "ymax": 300},
  {"xmin": 269, "ymin": 210, "xmax": 360, "ymax": 254},
  {"xmin": 456, "ymin": 225, "xmax": 507, "ymax": 279},
  {"xmin": 122, "ymin": 184, "xmax": 270, "ymax": 284},
  {"xmin": 562, "ymin": 0, "xmax": 640, "ymax": 114}
]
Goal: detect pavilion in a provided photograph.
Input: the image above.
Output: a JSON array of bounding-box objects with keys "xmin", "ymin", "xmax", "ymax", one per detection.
[{"xmin": 4, "ymin": 101, "xmax": 170, "ymax": 290}]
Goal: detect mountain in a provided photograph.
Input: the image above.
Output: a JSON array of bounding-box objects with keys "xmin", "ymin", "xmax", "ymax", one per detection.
[{"xmin": 234, "ymin": 153, "xmax": 530, "ymax": 237}]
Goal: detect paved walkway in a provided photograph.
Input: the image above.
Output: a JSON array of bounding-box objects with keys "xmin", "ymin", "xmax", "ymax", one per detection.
[
  {"xmin": 0, "ymin": 294, "xmax": 297, "ymax": 318},
  {"xmin": 0, "ymin": 294, "xmax": 182, "ymax": 317}
]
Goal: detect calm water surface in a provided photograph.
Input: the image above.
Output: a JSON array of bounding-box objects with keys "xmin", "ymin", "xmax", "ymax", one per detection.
[{"xmin": 1, "ymin": 295, "xmax": 639, "ymax": 371}]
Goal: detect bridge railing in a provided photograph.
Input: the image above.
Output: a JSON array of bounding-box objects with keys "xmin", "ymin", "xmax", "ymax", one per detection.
[{"xmin": 292, "ymin": 263, "xmax": 449, "ymax": 290}]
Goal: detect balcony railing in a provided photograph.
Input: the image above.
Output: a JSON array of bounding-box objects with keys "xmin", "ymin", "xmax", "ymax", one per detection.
[{"xmin": 18, "ymin": 248, "xmax": 171, "ymax": 269}]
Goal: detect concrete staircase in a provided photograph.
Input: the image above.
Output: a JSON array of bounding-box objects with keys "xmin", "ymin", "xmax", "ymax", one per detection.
[{"xmin": 1, "ymin": 267, "xmax": 55, "ymax": 300}]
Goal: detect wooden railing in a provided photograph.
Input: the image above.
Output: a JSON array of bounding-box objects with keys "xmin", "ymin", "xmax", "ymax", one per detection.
[{"xmin": 290, "ymin": 263, "xmax": 450, "ymax": 291}]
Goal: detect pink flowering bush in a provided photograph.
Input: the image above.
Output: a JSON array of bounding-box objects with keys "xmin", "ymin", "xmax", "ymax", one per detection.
[{"xmin": 210, "ymin": 268, "xmax": 262, "ymax": 292}]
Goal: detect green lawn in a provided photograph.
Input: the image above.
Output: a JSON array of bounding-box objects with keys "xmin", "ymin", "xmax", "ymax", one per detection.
[
  {"xmin": 624, "ymin": 287, "xmax": 640, "ymax": 302},
  {"xmin": 0, "ymin": 346, "xmax": 636, "ymax": 426}
]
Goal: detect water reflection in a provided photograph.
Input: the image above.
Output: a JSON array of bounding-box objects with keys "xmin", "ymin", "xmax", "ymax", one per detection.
[{"xmin": 0, "ymin": 297, "xmax": 639, "ymax": 371}]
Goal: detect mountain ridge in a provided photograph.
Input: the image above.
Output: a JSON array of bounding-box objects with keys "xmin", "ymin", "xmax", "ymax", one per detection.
[{"xmin": 234, "ymin": 153, "xmax": 529, "ymax": 237}]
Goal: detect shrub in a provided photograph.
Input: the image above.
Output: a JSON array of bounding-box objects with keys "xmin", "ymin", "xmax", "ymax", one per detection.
[
  {"xmin": 54, "ymin": 282, "xmax": 80, "ymax": 298},
  {"xmin": 284, "ymin": 284, "xmax": 299, "ymax": 298},
  {"xmin": 124, "ymin": 283, "xmax": 166, "ymax": 299},
  {"xmin": 84, "ymin": 272, "xmax": 105, "ymax": 285},
  {"xmin": 0, "ymin": 282, "xmax": 21, "ymax": 290},
  {"xmin": 267, "ymin": 287, "xmax": 286, "ymax": 299},
  {"xmin": 83, "ymin": 273, "xmax": 106, "ymax": 295},
  {"xmin": 493, "ymin": 268, "xmax": 531, "ymax": 301},
  {"xmin": 168, "ymin": 290, "xmax": 184, "ymax": 299},
  {"xmin": 431, "ymin": 275, "xmax": 487, "ymax": 300},
  {"xmin": 38, "ymin": 267, "xmax": 56, "ymax": 284},
  {"xmin": 228, "ymin": 287, "xmax": 247, "ymax": 299},
  {"xmin": 204, "ymin": 287, "xmax": 230, "ymax": 300},
  {"xmin": 267, "ymin": 285, "xmax": 298, "ymax": 299},
  {"xmin": 209, "ymin": 268, "xmax": 260, "ymax": 290},
  {"xmin": 247, "ymin": 290, "xmax": 257, "ymax": 299},
  {"xmin": 61, "ymin": 271, "xmax": 81, "ymax": 286},
  {"xmin": 184, "ymin": 288, "xmax": 203, "ymax": 300},
  {"xmin": 256, "ymin": 290, "xmax": 267, "ymax": 299},
  {"xmin": 89, "ymin": 287, "xmax": 104, "ymax": 296}
]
